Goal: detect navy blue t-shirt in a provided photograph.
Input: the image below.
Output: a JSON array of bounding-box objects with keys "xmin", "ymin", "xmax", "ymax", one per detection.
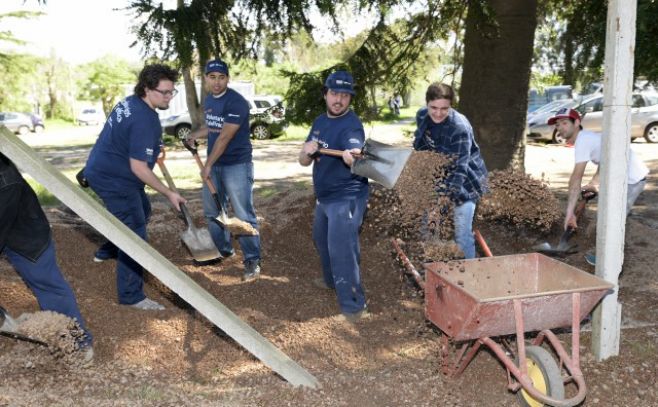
[
  {"xmin": 205, "ymin": 88, "xmax": 252, "ymax": 166},
  {"xmin": 306, "ymin": 110, "xmax": 368, "ymax": 202},
  {"xmin": 85, "ymin": 95, "xmax": 161, "ymax": 191}
]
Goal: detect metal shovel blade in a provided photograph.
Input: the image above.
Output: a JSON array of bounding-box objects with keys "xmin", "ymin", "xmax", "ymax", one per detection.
[
  {"xmin": 179, "ymin": 204, "xmax": 222, "ymax": 263},
  {"xmin": 0, "ymin": 306, "xmax": 48, "ymax": 346},
  {"xmin": 351, "ymin": 139, "xmax": 412, "ymax": 189}
]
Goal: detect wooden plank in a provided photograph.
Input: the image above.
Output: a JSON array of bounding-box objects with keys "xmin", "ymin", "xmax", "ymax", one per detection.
[{"xmin": 0, "ymin": 128, "xmax": 319, "ymax": 388}]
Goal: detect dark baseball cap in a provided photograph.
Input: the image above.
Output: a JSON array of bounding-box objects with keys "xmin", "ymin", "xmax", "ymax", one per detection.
[
  {"xmin": 324, "ymin": 71, "xmax": 356, "ymax": 95},
  {"xmin": 205, "ymin": 59, "xmax": 229, "ymax": 75}
]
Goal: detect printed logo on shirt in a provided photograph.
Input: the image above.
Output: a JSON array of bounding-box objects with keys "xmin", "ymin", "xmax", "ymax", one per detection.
[
  {"xmin": 309, "ymin": 135, "xmax": 329, "ymax": 149},
  {"xmin": 145, "ymin": 148, "xmax": 154, "ymax": 157},
  {"xmin": 228, "ymin": 113, "xmax": 240, "ymax": 118},
  {"xmin": 313, "ymin": 130, "xmax": 320, "ymax": 135},
  {"xmin": 115, "ymin": 99, "xmax": 132, "ymax": 123},
  {"xmin": 348, "ymin": 138, "xmax": 361, "ymax": 145},
  {"xmin": 206, "ymin": 112, "xmax": 224, "ymax": 129}
]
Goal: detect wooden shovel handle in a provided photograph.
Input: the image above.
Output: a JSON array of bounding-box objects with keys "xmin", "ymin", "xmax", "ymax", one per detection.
[
  {"xmin": 317, "ymin": 148, "xmax": 363, "ymax": 158},
  {"xmin": 155, "ymin": 154, "xmax": 192, "ymax": 227},
  {"xmin": 183, "ymin": 140, "xmax": 226, "ymax": 215}
]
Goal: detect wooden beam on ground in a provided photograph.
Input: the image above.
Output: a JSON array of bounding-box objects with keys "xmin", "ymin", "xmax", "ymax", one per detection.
[
  {"xmin": 0, "ymin": 129, "xmax": 319, "ymax": 388},
  {"xmin": 591, "ymin": 0, "xmax": 637, "ymax": 361}
]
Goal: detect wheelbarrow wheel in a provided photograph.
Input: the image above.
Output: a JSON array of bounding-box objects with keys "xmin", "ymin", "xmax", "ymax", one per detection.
[{"xmin": 516, "ymin": 345, "xmax": 565, "ymax": 407}]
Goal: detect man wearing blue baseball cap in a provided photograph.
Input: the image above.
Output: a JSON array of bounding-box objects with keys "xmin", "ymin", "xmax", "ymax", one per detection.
[
  {"xmin": 188, "ymin": 59, "xmax": 261, "ymax": 281},
  {"xmin": 298, "ymin": 70, "xmax": 370, "ymax": 322}
]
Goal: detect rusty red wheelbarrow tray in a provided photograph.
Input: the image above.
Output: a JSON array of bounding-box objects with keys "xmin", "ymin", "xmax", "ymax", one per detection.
[{"xmin": 392, "ymin": 240, "xmax": 613, "ymax": 407}]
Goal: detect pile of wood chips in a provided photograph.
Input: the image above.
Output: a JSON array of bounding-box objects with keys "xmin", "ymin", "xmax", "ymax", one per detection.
[{"xmin": 478, "ymin": 168, "xmax": 561, "ymax": 233}]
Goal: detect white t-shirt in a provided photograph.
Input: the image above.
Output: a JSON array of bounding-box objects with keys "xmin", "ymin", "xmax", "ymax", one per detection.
[{"xmin": 574, "ymin": 129, "xmax": 649, "ymax": 184}]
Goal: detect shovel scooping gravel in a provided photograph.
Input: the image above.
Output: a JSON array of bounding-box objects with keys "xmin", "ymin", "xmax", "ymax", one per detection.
[
  {"xmin": 183, "ymin": 140, "xmax": 259, "ymax": 236},
  {"xmin": 155, "ymin": 152, "xmax": 222, "ymax": 264},
  {"xmin": 318, "ymin": 138, "xmax": 412, "ymax": 189},
  {"xmin": 533, "ymin": 190, "xmax": 597, "ymax": 256},
  {"xmin": 0, "ymin": 306, "xmax": 48, "ymax": 346}
]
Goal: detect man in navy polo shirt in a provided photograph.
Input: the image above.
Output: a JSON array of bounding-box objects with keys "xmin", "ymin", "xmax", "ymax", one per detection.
[
  {"xmin": 298, "ymin": 71, "xmax": 370, "ymax": 322},
  {"xmin": 84, "ymin": 64, "xmax": 186, "ymax": 310},
  {"xmin": 413, "ymin": 82, "xmax": 488, "ymax": 259},
  {"xmin": 188, "ymin": 59, "xmax": 261, "ymax": 281}
]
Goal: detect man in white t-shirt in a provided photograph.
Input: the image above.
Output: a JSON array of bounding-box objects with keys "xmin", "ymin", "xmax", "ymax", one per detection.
[{"xmin": 548, "ymin": 108, "xmax": 649, "ymax": 263}]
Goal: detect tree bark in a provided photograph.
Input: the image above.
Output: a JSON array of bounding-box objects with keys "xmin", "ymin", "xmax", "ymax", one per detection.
[{"xmin": 459, "ymin": 0, "xmax": 538, "ymax": 172}]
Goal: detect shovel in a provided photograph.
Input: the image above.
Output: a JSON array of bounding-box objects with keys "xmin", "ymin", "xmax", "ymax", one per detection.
[
  {"xmin": 182, "ymin": 140, "xmax": 259, "ymax": 236},
  {"xmin": 0, "ymin": 306, "xmax": 48, "ymax": 346},
  {"xmin": 155, "ymin": 153, "xmax": 222, "ymax": 264},
  {"xmin": 317, "ymin": 138, "xmax": 412, "ymax": 189},
  {"xmin": 533, "ymin": 190, "xmax": 597, "ymax": 256}
]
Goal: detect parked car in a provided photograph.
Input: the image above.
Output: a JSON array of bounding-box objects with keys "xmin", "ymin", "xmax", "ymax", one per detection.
[
  {"xmin": 0, "ymin": 111, "xmax": 44, "ymax": 135},
  {"xmin": 527, "ymin": 92, "xmax": 658, "ymax": 143},
  {"xmin": 527, "ymin": 99, "xmax": 578, "ymax": 130},
  {"xmin": 527, "ymin": 85, "xmax": 573, "ymax": 113},
  {"xmin": 161, "ymin": 97, "xmax": 287, "ymax": 140},
  {"xmin": 76, "ymin": 107, "xmax": 106, "ymax": 126}
]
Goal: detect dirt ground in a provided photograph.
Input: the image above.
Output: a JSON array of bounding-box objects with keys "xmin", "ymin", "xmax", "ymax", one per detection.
[{"xmin": 0, "ymin": 136, "xmax": 657, "ymax": 406}]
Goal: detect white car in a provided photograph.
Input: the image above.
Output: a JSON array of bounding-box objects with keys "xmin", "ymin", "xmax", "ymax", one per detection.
[
  {"xmin": 160, "ymin": 96, "xmax": 287, "ymax": 140},
  {"xmin": 527, "ymin": 93, "xmax": 658, "ymax": 143},
  {"xmin": 76, "ymin": 108, "xmax": 106, "ymax": 126}
]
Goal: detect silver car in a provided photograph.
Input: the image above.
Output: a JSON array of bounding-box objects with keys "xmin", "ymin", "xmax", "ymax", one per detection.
[{"xmin": 527, "ymin": 93, "xmax": 658, "ymax": 143}]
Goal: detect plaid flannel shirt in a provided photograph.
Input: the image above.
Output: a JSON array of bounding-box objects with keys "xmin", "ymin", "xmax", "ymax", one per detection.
[{"xmin": 413, "ymin": 107, "xmax": 488, "ymax": 204}]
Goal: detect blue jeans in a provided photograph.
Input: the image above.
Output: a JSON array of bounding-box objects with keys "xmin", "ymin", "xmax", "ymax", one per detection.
[
  {"xmin": 202, "ymin": 162, "xmax": 260, "ymax": 262},
  {"xmin": 312, "ymin": 196, "xmax": 367, "ymax": 314},
  {"xmin": 454, "ymin": 200, "xmax": 477, "ymax": 259},
  {"xmin": 4, "ymin": 239, "xmax": 92, "ymax": 346},
  {"xmin": 93, "ymin": 187, "xmax": 151, "ymax": 305}
]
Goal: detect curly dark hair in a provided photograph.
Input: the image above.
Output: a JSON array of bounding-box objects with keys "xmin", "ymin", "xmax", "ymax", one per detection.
[{"xmin": 134, "ymin": 64, "xmax": 179, "ymax": 97}]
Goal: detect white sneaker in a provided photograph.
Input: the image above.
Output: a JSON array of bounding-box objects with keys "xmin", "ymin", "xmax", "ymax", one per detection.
[{"xmin": 131, "ymin": 298, "xmax": 165, "ymax": 311}]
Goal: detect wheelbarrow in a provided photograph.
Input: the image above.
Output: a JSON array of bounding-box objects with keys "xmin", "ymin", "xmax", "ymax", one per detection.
[{"xmin": 392, "ymin": 237, "xmax": 613, "ymax": 407}]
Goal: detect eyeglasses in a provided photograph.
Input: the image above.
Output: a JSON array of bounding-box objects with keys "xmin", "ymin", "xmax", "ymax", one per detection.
[{"xmin": 152, "ymin": 88, "xmax": 178, "ymax": 97}]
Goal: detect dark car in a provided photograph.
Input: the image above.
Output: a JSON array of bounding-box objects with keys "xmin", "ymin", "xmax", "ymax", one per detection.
[
  {"xmin": 160, "ymin": 99, "xmax": 288, "ymax": 140},
  {"xmin": 0, "ymin": 112, "xmax": 45, "ymax": 135}
]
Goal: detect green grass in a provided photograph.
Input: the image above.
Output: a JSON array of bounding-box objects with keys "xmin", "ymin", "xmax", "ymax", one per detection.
[
  {"xmin": 43, "ymin": 118, "xmax": 76, "ymax": 130},
  {"xmin": 275, "ymin": 124, "xmax": 309, "ymax": 142}
]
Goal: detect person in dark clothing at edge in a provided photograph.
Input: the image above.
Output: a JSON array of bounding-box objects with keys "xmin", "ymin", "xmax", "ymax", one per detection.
[
  {"xmin": 83, "ymin": 64, "xmax": 186, "ymax": 311},
  {"xmin": 413, "ymin": 82, "xmax": 488, "ymax": 259},
  {"xmin": 0, "ymin": 153, "xmax": 93, "ymax": 361},
  {"xmin": 298, "ymin": 70, "xmax": 370, "ymax": 323}
]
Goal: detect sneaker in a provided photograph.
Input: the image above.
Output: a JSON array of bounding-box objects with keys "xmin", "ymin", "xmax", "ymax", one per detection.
[
  {"xmin": 79, "ymin": 345, "xmax": 94, "ymax": 364},
  {"xmin": 220, "ymin": 251, "xmax": 235, "ymax": 259},
  {"xmin": 313, "ymin": 278, "xmax": 333, "ymax": 290},
  {"xmin": 585, "ymin": 254, "xmax": 596, "ymax": 266},
  {"xmin": 93, "ymin": 242, "xmax": 118, "ymax": 263},
  {"xmin": 130, "ymin": 297, "xmax": 165, "ymax": 311},
  {"xmin": 243, "ymin": 260, "xmax": 261, "ymax": 281},
  {"xmin": 337, "ymin": 308, "xmax": 371, "ymax": 323}
]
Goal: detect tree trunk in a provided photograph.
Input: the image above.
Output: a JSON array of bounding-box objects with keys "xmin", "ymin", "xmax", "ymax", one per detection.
[
  {"xmin": 459, "ymin": 0, "xmax": 538, "ymax": 172},
  {"xmin": 182, "ymin": 67, "xmax": 203, "ymax": 130}
]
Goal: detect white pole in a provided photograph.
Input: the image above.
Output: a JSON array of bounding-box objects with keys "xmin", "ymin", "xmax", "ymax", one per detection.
[{"xmin": 591, "ymin": 0, "xmax": 637, "ymax": 360}]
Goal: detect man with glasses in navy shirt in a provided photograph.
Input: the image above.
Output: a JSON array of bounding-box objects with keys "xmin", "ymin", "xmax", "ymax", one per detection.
[{"xmin": 84, "ymin": 64, "xmax": 186, "ymax": 311}]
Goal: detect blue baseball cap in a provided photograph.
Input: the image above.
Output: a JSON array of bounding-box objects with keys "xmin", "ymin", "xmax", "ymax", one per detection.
[
  {"xmin": 205, "ymin": 59, "xmax": 229, "ymax": 76},
  {"xmin": 324, "ymin": 71, "xmax": 356, "ymax": 95}
]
